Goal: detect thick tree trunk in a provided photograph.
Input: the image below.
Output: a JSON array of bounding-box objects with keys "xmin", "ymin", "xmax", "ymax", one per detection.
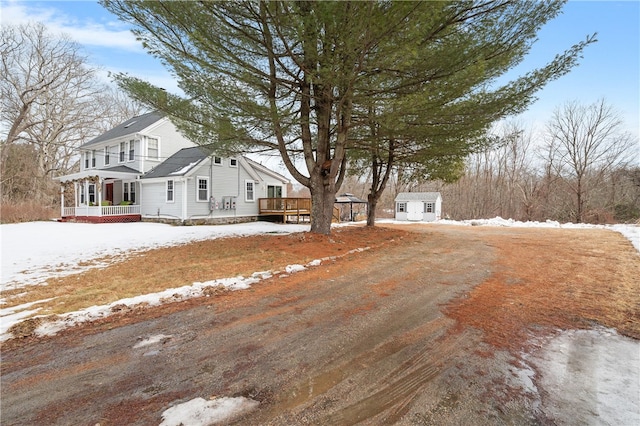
[
  {"xmin": 310, "ymin": 183, "xmax": 336, "ymax": 235},
  {"xmin": 309, "ymin": 175, "xmax": 337, "ymax": 235},
  {"xmin": 367, "ymin": 193, "xmax": 377, "ymax": 227}
]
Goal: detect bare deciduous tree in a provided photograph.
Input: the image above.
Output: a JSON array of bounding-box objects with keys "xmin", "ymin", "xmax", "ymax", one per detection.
[
  {"xmin": 1, "ymin": 23, "xmax": 146, "ymax": 203},
  {"xmin": 543, "ymin": 99, "xmax": 637, "ymax": 222}
]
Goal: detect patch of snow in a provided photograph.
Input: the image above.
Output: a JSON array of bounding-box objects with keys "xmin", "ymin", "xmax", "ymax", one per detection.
[
  {"xmin": 15, "ymin": 257, "xmax": 327, "ymax": 341},
  {"xmin": 528, "ymin": 327, "xmax": 640, "ymax": 425},
  {"xmin": 0, "ymin": 221, "xmax": 309, "ymax": 289},
  {"xmin": 159, "ymin": 396, "xmax": 259, "ymax": 426},
  {"xmin": 169, "ymin": 161, "xmax": 200, "ymax": 175},
  {"xmin": 133, "ymin": 334, "xmax": 173, "ymax": 349},
  {"xmin": 285, "ymin": 264, "xmax": 306, "ymax": 274}
]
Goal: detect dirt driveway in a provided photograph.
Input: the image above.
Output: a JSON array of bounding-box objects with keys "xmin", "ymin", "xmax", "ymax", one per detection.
[{"xmin": 2, "ymin": 224, "xmax": 638, "ymax": 425}]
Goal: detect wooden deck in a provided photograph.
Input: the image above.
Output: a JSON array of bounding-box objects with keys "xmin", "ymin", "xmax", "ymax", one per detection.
[{"xmin": 258, "ymin": 198, "xmax": 311, "ymax": 223}]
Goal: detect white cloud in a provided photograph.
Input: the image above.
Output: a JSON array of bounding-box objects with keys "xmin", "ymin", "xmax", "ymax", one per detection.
[{"xmin": 1, "ymin": 1, "xmax": 142, "ymax": 52}]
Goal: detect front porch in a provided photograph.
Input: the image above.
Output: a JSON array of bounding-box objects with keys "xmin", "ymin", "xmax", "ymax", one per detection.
[
  {"xmin": 57, "ymin": 168, "xmax": 142, "ymax": 223},
  {"xmin": 61, "ymin": 205, "xmax": 142, "ymax": 223}
]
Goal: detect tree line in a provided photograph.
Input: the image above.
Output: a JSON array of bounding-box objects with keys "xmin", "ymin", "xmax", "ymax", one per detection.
[
  {"xmin": 1, "ymin": 22, "xmax": 145, "ymax": 213},
  {"xmin": 380, "ymin": 100, "xmax": 639, "ymax": 224}
]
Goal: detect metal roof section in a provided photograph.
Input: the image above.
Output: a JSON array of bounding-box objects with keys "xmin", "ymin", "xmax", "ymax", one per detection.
[
  {"xmin": 335, "ymin": 193, "xmax": 367, "ymax": 204},
  {"xmin": 394, "ymin": 192, "xmax": 441, "ymax": 202},
  {"xmin": 142, "ymin": 146, "xmax": 211, "ymax": 179},
  {"xmin": 80, "ymin": 111, "xmax": 166, "ymax": 148}
]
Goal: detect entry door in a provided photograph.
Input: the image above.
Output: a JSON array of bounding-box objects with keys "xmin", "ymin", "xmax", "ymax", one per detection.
[
  {"xmin": 406, "ymin": 202, "xmax": 422, "ymax": 221},
  {"xmin": 267, "ymin": 185, "xmax": 282, "ymax": 198},
  {"xmin": 105, "ymin": 183, "xmax": 114, "ymax": 203}
]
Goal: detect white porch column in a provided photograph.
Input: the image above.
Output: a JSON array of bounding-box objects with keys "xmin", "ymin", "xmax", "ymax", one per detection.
[
  {"xmin": 98, "ymin": 178, "xmax": 103, "ymax": 216},
  {"xmin": 60, "ymin": 184, "xmax": 65, "ymax": 217}
]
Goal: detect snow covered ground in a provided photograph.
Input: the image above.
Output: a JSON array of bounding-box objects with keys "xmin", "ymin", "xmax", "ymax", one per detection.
[{"xmin": 1, "ymin": 218, "xmax": 637, "ymax": 425}]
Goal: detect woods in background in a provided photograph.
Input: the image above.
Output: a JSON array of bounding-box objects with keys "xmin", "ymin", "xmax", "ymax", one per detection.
[{"xmin": 372, "ymin": 100, "xmax": 638, "ymax": 224}]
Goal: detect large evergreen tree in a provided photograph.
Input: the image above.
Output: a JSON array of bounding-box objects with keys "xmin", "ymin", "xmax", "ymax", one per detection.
[{"xmin": 101, "ymin": 0, "xmax": 594, "ymax": 234}]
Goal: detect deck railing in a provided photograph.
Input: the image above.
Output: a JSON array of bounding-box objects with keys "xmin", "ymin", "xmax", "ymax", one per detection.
[
  {"xmin": 258, "ymin": 198, "xmax": 311, "ymax": 214},
  {"xmin": 63, "ymin": 205, "xmax": 141, "ymax": 217}
]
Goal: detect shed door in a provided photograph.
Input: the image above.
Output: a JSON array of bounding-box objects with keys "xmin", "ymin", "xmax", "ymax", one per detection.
[{"xmin": 407, "ymin": 201, "xmax": 422, "ymax": 221}]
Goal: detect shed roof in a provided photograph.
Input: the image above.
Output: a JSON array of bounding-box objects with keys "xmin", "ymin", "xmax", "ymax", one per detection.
[
  {"xmin": 395, "ymin": 192, "xmax": 441, "ymax": 202},
  {"xmin": 81, "ymin": 111, "xmax": 165, "ymax": 148}
]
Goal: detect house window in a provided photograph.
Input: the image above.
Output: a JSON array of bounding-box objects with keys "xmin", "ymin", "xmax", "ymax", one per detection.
[
  {"xmin": 123, "ymin": 182, "xmax": 129, "ymax": 202},
  {"xmin": 197, "ymin": 177, "xmax": 209, "ymax": 202},
  {"xmin": 128, "ymin": 140, "xmax": 135, "ymax": 161},
  {"xmin": 91, "ymin": 150, "xmax": 96, "ymax": 168},
  {"xmin": 166, "ymin": 180, "xmax": 174, "ymax": 202},
  {"xmin": 245, "ymin": 180, "xmax": 255, "ymax": 202},
  {"xmin": 130, "ymin": 182, "xmax": 136, "ymax": 203},
  {"xmin": 119, "ymin": 142, "xmax": 126, "ymax": 163},
  {"xmin": 424, "ymin": 202, "xmax": 434, "ymax": 213},
  {"xmin": 213, "ymin": 156, "xmax": 222, "ymax": 166},
  {"xmin": 229, "ymin": 158, "xmax": 237, "ymax": 167},
  {"xmin": 84, "ymin": 151, "xmax": 90, "ymax": 169},
  {"xmin": 88, "ymin": 184, "xmax": 96, "ymax": 205},
  {"xmin": 397, "ymin": 202, "xmax": 407, "ymax": 213},
  {"xmin": 148, "ymin": 138, "xmax": 159, "ymax": 160},
  {"xmin": 104, "ymin": 147, "xmax": 110, "ymax": 165}
]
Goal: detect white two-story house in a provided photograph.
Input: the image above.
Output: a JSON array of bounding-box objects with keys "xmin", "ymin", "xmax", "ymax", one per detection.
[{"xmin": 56, "ymin": 112, "xmax": 290, "ymax": 224}]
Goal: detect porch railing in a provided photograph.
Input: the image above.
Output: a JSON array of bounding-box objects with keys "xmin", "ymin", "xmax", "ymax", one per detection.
[
  {"xmin": 62, "ymin": 205, "xmax": 141, "ymax": 217},
  {"xmin": 258, "ymin": 198, "xmax": 311, "ymax": 214}
]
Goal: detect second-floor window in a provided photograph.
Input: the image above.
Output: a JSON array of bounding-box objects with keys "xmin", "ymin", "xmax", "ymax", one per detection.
[
  {"xmin": 128, "ymin": 140, "xmax": 135, "ymax": 161},
  {"xmin": 148, "ymin": 138, "xmax": 159, "ymax": 160},
  {"xmin": 84, "ymin": 151, "xmax": 95, "ymax": 169},
  {"xmin": 119, "ymin": 142, "xmax": 126, "ymax": 163},
  {"xmin": 104, "ymin": 147, "xmax": 110, "ymax": 165}
]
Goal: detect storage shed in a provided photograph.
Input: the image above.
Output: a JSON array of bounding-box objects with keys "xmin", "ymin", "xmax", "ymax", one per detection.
[{"xmin": 394, "ymin": 192, "xmax": 442, "ymax": 222}]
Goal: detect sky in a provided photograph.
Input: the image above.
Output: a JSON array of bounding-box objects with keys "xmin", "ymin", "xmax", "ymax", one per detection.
[{"xmin": 1, "ymin": 0, "xmax": 639, "ymax": 142}]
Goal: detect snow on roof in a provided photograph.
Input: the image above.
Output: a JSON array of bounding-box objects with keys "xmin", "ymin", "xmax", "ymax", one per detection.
[{"xmin": 395, "ymin": 192, "xmax": 441, "ymax": 202}]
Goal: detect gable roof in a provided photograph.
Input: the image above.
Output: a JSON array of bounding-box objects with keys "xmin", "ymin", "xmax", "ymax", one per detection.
[
  {"xmin": 395, "ymin": 192, "xmax": 441, "ymax": 202},
  {"xmin": 81, "ymin": 112, "xmax": 165, "ymax": 148},
  {"xmin": 142, "ymin": 146, "xmax": 210, "ymax": 179}
]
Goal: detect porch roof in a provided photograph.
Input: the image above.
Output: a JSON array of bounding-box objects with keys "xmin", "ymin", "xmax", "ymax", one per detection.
[{"xmin": 55, "ymin": 167, "xmax": 141, "ymax": 182}]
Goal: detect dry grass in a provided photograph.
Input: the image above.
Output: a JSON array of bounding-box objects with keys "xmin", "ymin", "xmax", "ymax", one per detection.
[
  {"xmin": 2, "ymin": 226, "xmax": 405, "ymax": 316},
  {"xmin": 445, "ymin": 227, "xmax": 640, "ymax": 351},
  {"xmin": 1, "ymin": 201, "xmax": 58, "ymax": 224}
]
